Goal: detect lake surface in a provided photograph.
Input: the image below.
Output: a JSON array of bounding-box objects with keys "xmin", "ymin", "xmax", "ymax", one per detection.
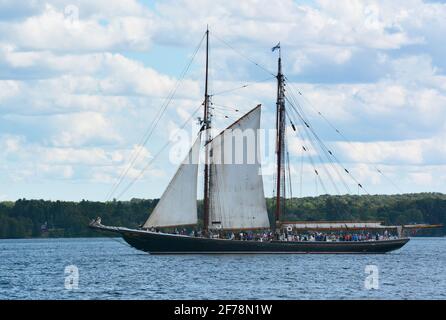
[{"xmin": 0, "ymin": 237, "xmax": 445, "ymax": 300}]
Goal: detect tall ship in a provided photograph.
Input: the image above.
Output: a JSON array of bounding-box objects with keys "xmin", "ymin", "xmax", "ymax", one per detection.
[{"xmin": 90, "ymin": 29, "xmax": 410, "ymax": 254}]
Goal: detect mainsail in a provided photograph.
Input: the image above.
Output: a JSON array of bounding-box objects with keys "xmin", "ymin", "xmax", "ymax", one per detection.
[
  {"xmin": 142, "ymin": 134, "xmax": 201, "ymax": 228},
  {"xmin": 208, "ymin": 105, "xmax": 270, "ymax": 230}
]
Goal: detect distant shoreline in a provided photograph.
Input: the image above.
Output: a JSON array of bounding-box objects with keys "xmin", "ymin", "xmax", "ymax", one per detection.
[{"xmin": 1, "ymin": 193, "xmax": 445, "ymax": 239}]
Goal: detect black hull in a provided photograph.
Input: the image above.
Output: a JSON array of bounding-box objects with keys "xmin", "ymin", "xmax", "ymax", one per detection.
[{"xmin": 91, "ymin": 225, "xmax": 410, "ymax": 254}]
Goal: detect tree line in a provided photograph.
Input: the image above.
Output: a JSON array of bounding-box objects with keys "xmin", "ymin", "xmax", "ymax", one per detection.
[{"xmin": 0, "ymin": 193, "xmax": 445, "ymax": 239}]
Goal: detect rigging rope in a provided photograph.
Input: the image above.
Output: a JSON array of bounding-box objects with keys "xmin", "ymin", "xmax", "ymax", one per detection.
[
  {"xmin": 105, "ymin": 32, "xmax": 206, "ymax": 201},
  {"xmin": 212, "ymin": 32, "xmax": 276, "ymax": 77},
  {"xmin": 114, "ymin": 105, "xmax": 203, "ymax": 200},
  {"xmin": 286, "ymin": 147, "xmax": 293, "ymax": 201},
  {"xmin": 286, "ymin": 99, "xmax": 350, "ymax": 194},
  {"xmin": 286, "ymin": 102, "xmax": 341, "ymax": 195},
  {"xmin": 210, "ymin": 104, "xmax": 240, "ymax": 113},
  {"xmin": 211, "ymin": 76, "xmax": 275, "ymax": 96},
  {"xmin": 211, "ymin": 108, "xmax": 239, "ymax": 120},
  {"xmin": 299, "ymin": 141, "xmax": 304, "ymax": 198},
  {"xmin": 290, "ymin": 118, "xmax": 329, "ymax": 195},
  {"xmin": 285, "ymin": 90, "xmax": 365, "ymax": 194},
  {"xmin": 285, "ymin": 77, "xmax": 402, "ymax": 193}
]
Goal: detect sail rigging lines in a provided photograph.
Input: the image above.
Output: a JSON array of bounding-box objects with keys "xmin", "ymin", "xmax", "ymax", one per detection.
[
  {"xmin": 210, "ymin": 103, "xmax": 240, "ymax": 113},
  {"xmin": 210, "ymin": 108, "xmax": 239, "ymax": 120},
  {"xmin": 284, "ymin": 88, "xmax": 369, "ymax": 195},
  {"xmin": 105, "ymin": 32, "xmax": 207, "ymax": 201},
  {"xmin": 284, "ymin": 77, "xmax": 403, "ymax": 194},
  {"xmin": 211, "ymin": 75, "xmax": 276, "ymax": 97},
  {"xmin": 204, "ymin": 34, "xmax": 388, "ymax": 196},
  {"xmin": 209, "ymin": 103, "xmax": 244, "ymax": 121},
  {"xmin": 287, "ymin": 96, "xmax": 368, "ymax": 195},
  {"xmin": 212, "ymin": 32, "xmax": 276, "ymax": 78},
  {"xmin": 114, "ymin": 105, "xmax": 203, "ymax": 201},
  {"xmin": 286, "ymin": 104, "xmax": 350, "ymax": 195},
  {"xmin": 286, "ymin": 148, "xmax": 293, "ymax": 199},
  {"xmin": 292, "ymin": 120, "xmax": 330, "ymax": 195},
  {"xmin": 288, "ymin": 109, "xmax": 335, "ymax": 196}
]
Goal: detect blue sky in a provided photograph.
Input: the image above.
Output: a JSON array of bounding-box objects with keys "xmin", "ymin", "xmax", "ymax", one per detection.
[{"xmin": 0, "ymin": 0, "xmax": 446, "ymax": 201}]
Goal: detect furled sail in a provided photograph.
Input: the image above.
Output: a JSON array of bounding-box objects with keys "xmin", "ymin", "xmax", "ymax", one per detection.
[
  {"xmin": 208, "ymin": 105, "xmax": 270, "ymax": 230},
  {"xmin": 143, "ymin": 134, "xmax": 201, "ymax": 228}
]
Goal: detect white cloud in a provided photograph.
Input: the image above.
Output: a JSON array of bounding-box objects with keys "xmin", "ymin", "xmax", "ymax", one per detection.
[
  {"xmin": 286, "ymin": 53, "xmax": 446, "ymax": 142},
  {"xmin": 0, "ymin": 133, "xmax": 161, "ymax": 184},
  {"xmin": 1, "ymin": 134, "xmax": 24, "ymax": 154},
  {"xmin": 0, "ymin": 0, "xmax": 446, "ymax": 199},
  {"xmin": 0, "ymin": 80, "xmax": 21, "ymax": 102},
  {"xmin": 335, "ymin": 131, "xmax": 446, "ymax": 166},
  {"xmin": 0, "ymin": 3, "xmax": 154, "ymax": 52},
  {"xmin": 49, "ymin": 112, "xmax": 121, "ymax": 147},
  {"xmin": 0, "ymin": 50, "xmax": 200, "ymax": 119}
]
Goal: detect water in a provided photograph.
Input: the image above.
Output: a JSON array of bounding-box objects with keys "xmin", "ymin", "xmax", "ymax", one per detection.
[{"xmin": 0, "ymin": 237, "xmax": 445, "ymax": 300}]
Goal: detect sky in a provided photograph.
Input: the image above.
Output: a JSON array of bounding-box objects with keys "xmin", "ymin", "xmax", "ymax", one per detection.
[{"xmin": 0, "ymin": 0, "xmax": 445, "ymax": 201}]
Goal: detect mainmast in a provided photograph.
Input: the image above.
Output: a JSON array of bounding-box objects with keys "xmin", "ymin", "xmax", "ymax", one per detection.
[
  {"xmin": 275, "ymin": 46, "xmax": 286, "ymax": 231},
  {"xmin": 202, "ymin": 27, "xmax": 211, "ymax": 235}
]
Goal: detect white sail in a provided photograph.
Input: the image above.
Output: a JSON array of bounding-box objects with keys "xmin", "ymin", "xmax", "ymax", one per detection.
[
  {"xmin": 143, "ymin": 134, "xmax": 201, "ymax": 228},
  {"xmin": 208, "ymin": 105, "xmax": 270, "ymax": 230}
]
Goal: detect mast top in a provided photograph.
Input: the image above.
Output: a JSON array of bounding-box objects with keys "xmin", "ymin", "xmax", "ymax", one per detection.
[{"xmin": 272, "ymin": 42, "xmax": 281, "ymax": 60}]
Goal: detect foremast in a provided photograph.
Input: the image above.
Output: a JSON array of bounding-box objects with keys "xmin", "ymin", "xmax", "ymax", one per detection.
[{"xmin": 275, "ymin": 46, "xmax": 286, "ymax": 232}]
